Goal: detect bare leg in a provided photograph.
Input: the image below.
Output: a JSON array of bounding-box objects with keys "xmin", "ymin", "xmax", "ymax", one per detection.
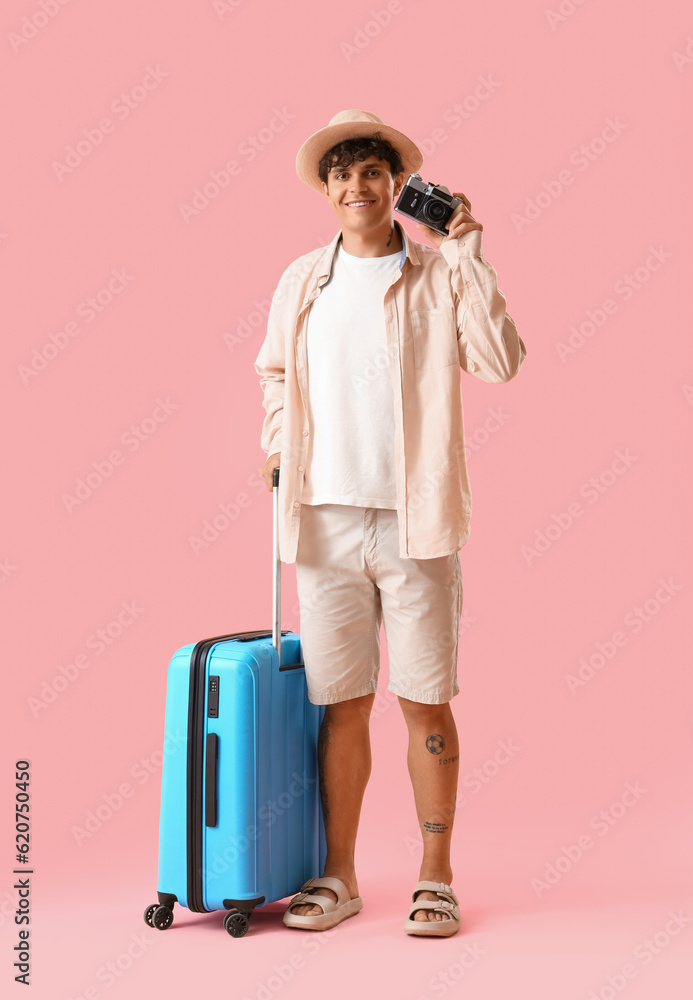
[
  {"xmin": 290, "ymin": 692, "xmax": 375, "ymax": 916},
  {"xmin": 398, "ymin": 697, "xmax": 459, "ymax": 921}
]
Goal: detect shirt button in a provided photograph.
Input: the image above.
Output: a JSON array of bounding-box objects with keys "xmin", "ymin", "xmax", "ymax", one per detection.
[
  {"xmin": 293, "ymin": 502, "xmax": 300, "ymax": 508},
  {"xmin": 302, "ymin": 429, "xmax": 309, "ymax": 436},
  {"xmin": 298, "ymin": 466, "xmax": 304, "ymax": 472}
]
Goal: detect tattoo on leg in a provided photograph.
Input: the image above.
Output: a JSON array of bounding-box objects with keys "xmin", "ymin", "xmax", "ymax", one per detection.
[
  {"xmin": 438, "ymin": 754, "xmax": 459, "ymax": 766},
  {"xmin": 425, "ymin": 734, "xmax": 445, "ymax": 755},
  {"xmin": 318, "ymin": 717, "xmax": 331, "ymax": 821},
  {"xmin": 423, "ymin": 821, "xmax": 449, "ymax": 834}
]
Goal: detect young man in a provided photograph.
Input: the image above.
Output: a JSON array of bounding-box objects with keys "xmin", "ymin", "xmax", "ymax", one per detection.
[{"xmin": 254, "ymin": 110, "xmax": 526, "ymax": 936}]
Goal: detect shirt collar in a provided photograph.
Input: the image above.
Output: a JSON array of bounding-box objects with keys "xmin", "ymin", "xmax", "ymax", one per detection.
[{"xmin": 316, "ymin": 219, "xmax": 421, "ymax": 282}]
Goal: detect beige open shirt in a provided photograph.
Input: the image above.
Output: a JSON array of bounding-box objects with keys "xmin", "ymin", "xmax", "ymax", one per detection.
[{"xmin": 253, "ymin": 220, "xmax": 527, "ymax": 563}]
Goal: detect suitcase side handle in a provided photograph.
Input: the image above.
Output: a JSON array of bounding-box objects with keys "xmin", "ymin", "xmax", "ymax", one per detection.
[{"xmin": 204, "ymin": 733, "xmax": 218, "ymax": 827}]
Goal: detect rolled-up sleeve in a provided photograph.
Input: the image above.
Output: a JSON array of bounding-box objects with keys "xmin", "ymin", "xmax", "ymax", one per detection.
[
  {"xmin": 439, "ymin": 229, "xmax": 526, "ymax": 383},
  {"xmin": 253, "ymin": 275, "xmax": 289, "ymax": 457}
]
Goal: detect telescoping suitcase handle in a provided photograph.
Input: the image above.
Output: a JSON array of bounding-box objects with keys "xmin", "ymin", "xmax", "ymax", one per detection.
[
  {"xmin": 235, "ymin": 465, "xmax": 289, "ymax": 668},
  {"xmin": 272, "ymin": 466, "xmax": 282, "ymax": 667}
]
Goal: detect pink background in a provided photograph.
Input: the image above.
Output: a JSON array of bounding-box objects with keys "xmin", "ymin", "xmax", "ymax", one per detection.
[{"xmin": 3, "ymin": 0, "xmax": 692, "ymax": 997}]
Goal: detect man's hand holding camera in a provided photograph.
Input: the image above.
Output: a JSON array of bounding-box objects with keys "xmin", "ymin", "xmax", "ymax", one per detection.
[
  {"xmin": 394, "ymin": 173, "xmax": 482, "ymax": 249},
  {"xmin": 416, "ymin": 192, "xmax": 482, "ymax": 249}
]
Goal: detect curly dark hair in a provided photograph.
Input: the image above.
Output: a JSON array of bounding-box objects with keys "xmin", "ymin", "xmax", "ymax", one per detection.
[{"xmin": 318, "ymin": 132, "xmax": 404, "ymax": 188}]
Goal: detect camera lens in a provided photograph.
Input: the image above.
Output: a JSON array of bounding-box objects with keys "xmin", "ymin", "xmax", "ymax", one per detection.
[{"xmin": 423, "ymin": 200, "xmax": 446, "ymax": 223}]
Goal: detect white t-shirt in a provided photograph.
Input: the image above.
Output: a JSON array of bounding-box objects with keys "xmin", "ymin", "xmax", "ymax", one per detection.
[{"xmin": 302, "ymin": 239, "xmax": 402, "ymax": 509}]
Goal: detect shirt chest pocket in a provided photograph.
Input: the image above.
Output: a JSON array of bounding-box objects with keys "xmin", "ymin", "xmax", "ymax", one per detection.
[{"xmin": 409, "ymin": 306, "xmax": 459, "ymax": 372}]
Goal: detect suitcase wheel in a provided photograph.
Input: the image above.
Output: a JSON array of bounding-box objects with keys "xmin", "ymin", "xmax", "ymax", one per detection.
[
  {"xmin": 152, "ymin": 904, "xmax": 174, "ymax": 930},
  {"xmin": 223, "ymin": 908, "xmax": 250, "ymax": 938},
  {"xmin": 143, "ymin": 903, "xmax": 158, "ymax": 927}
]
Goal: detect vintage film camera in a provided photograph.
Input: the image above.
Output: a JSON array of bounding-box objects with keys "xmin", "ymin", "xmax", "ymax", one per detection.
[{"xmin": 394, "ymin": 173, "xmax": 463, "ymax": 235}]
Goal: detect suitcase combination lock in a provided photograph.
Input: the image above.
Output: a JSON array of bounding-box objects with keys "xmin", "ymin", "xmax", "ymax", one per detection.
[{"xmin": 207, "ymin": 676, "xmax": 219, "ymax": 718}]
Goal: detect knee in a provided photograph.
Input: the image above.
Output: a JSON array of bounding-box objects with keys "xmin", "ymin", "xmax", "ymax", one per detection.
[
  {"xmin": 324, "ymin": 692, "xmax": 375, "ymax": 728},
  {"xmin": 397, "ymin": 696, "xmax": 454, "ymax": 729}
]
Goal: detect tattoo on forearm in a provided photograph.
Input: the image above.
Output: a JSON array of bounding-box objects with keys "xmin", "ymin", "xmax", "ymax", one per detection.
[
  {"xmin": 425, "ymin": 734, "xmax": 445, "ymax": 755},
  {"xmin": 318, "ymin": 717, "xmax": 331, "ymax": 821},
  {"xmin": 423, "ymin": 821, "xmax": 449, "ymax": 834}
]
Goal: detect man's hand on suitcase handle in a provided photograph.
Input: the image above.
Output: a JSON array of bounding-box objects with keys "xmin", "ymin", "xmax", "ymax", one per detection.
[{"xmin": 260, "ymin": 452, "xmax": 281, "ymax": 492}]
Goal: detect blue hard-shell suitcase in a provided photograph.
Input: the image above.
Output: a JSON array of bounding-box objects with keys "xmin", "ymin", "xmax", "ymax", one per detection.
[{"xmin": 144, "ymin": 468, "xmax": 326, "ymax": 937}]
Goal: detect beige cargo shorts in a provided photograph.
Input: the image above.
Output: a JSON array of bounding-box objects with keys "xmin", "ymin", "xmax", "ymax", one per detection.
[{"xmin": 294, "ymin": 503, "xmax": 463, "ymax": 706}]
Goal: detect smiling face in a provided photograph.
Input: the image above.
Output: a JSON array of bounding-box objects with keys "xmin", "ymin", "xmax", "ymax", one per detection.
[{"xmin": 321, "ymin": 155, "xmax": 405, "ymax": 234}]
